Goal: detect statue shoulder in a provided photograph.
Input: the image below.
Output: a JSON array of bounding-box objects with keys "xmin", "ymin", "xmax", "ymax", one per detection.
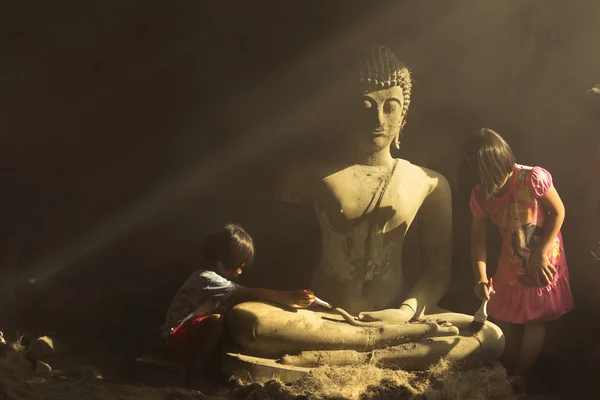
[
  {"xmin": 420, "ymin": 167, "xmax": 451, "ymax": 197},
  {"xmin": 397, "ymin": 160, "xmax": 451, "ymax": 199},
  {"xmin": 274, "ymin": 161, "xmax": 320, "ymax": 206},
  {"xmin": 413, "ymin": 166, "xmax": 452, "ymax": 209}
]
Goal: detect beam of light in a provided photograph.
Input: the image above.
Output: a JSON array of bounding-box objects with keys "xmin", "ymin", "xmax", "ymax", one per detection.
[{"xmin": 25, "ymin": 1, "xmax": 484, "ymax": 282}]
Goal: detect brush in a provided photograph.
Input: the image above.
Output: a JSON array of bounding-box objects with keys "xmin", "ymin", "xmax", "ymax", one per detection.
[
  {"xmin": 304, "ymin": 290, "xmax": 333, "ymax": 309},
  {"xmin": 470, "ymin": 278, "xmax": 493, "ymax": 332},
  {"xmin": 313, "ymin": 295, "xmax": 333, "ymax": 309}
]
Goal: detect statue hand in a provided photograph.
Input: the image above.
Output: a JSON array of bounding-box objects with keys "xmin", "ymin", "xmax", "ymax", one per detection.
[{"xmin": 358, "ymin": 308, "xmax": 413, "ymax": 324}]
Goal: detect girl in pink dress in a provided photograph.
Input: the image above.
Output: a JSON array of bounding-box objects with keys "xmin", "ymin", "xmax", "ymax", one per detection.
[{"xmin": 459, "ymin": 129, "xmax": 574, "ymax": 388}]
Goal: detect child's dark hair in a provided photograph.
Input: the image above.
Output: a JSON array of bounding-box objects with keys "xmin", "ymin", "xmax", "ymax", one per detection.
[
  {"xmin": 458, "ymin": 128, "xmax": 516, "ymax": 199},
  {"xmin": 202, "ymin": 223, "xmax": 254, "ymax": 270}
]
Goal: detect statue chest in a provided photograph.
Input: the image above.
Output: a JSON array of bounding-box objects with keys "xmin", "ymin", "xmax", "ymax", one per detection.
[
  {"xmin": 311, "ymin": 162, "xmax": 427, "ymax": 282},
  {"xmin": 314, "ymin": 197, "xmax": 408, "ymax": 283},
  {"xmin": 318, "ymin": 174, "xmax": 422, "ymax": 234}
]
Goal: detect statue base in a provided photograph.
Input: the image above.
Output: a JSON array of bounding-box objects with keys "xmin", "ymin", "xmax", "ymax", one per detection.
[
  {"xmin": 222, "ymin": 350, "xmax": 311, "ymax": 384},
  {"xmin": 222, "ymin": 317, "xmax": 504, "ymax": 384}
]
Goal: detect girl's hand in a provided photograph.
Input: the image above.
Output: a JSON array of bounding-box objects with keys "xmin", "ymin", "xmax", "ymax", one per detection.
[
  {"xmin": 214, "ymin": 304, "xmax": 228, "ymax": 315},
  {"xmin": 286, "ymin": 290, "xmax": 315, "ymax": 308},
  {"xmin": 474, "ymin": 279, "xmax": 495, "ymax": 301},
  {"xmin": 526, "ymin": 250, "xmax": 556, "ymax": 286}
]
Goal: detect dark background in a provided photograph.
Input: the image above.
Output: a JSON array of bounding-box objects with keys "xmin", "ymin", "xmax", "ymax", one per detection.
[{"xmin": 1, "ymin": 0, "xmax": 599, "ymax": 379}]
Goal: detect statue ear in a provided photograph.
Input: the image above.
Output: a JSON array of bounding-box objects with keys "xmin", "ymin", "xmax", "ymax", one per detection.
[{"xmin": 394, "ymin": 121, "xmax": 406, "ymax": 150}]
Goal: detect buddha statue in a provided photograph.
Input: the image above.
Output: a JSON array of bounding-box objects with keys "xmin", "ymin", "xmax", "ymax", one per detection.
[{"xmin": 223, "ymin": 45, "xmax": 504, "ymax": 381}]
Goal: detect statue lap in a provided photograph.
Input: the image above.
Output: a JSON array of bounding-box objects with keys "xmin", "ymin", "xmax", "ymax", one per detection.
[{"xmin": 226, "ymin": 301, "xmax": 504, "ymax": 371}]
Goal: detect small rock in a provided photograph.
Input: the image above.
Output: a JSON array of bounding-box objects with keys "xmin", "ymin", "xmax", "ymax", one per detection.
[
  {"xmin": 228, "ymin": 382, "xmax": 262, "ymax": 400},
  {"xmin": 228, "ymin": 376, "xmax": 244, "ymax": 388},
  {"xmin": 35, "ymin": 360, "xmax": 52, "ymax": 373},
  {"xmin": 263, "ymin": 380, "xmax": 293, "ymax": 400},
  {"xmin": 28, "ymin": 336, "xmax": 62, "ymax": 361},
  {"xmin": 0, "ymin": 331, "xmax": 7, "ymax": 358}
]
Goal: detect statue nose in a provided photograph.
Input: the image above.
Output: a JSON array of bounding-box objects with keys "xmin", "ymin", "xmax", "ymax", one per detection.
[
  {"xmin": 377, "ymin": 110, "xmax": 386, "ymax": 126},
  {"xmin": 366, "ymin": 106, "xmax": 385, "ymax": 129}
]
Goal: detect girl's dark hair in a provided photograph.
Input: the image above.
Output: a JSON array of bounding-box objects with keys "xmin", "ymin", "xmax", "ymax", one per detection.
[
  {"xmin": 202, "ymin": 223, "xmax": 254, "ymax": 270},
  {"xmin": 458, "ymin": 128, "xmax": 515, "ymax": 199}
]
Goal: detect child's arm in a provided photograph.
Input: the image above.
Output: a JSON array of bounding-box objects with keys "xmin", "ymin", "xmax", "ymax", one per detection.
[
  {"xmin": 528, "ymin": 186, "xmax": 564, "ymax": 284},
  {"xmin": 230, "ymin": 286, "xmax": 314, "ymax": 308},
  {"xmin": 471, "ymin": 216, "xmax": 493, "ymax": 300},
  {"xmin": 538, "ymin": 187, "xmax": 565, "ymax": 252}
]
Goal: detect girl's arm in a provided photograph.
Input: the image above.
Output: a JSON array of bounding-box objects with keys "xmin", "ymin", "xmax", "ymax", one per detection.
[
  {"xmin": 471, "ymin": 216, "xmax": 492, "ymax": 300},
  {"xmin": 537, "ymin": 186, "xmax": 565, "ymax": 254},
  {"xmin": 230, "ymin": 286, "xmax": 314, "ymax": 308},
  {"xmin": 527, "ymin": 186, "xmax": 564, "ymax": 284}
]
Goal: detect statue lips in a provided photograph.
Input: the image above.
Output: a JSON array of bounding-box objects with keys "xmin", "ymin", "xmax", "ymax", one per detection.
[
  {"xmin": 371, "ymin": 130, "xmax": 390, "ymax": 142},
  {"xmin": 371, "ymin": 126, "xmax": 394, "ymax": 139}
]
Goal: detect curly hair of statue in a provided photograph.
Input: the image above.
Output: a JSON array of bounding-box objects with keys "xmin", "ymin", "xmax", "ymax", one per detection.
[{"xmin": 359, "ymin": 45, "xmax": 412, "ymax": 150}]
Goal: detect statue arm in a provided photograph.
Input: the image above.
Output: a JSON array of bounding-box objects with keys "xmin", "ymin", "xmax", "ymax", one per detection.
[
  {"xmin": 402, "ymin": 173, "xmax": 452, "ymax": 317},
  {"xmin": 274, "ymin": 162, "xmax": 312, "ymax": 207},
  {"xmin": 262, "ymin": 163, "xmax": 321, "ymax": 289}
]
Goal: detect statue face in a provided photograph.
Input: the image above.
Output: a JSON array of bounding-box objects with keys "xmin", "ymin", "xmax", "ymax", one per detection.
[{"xmin": 353, "ymin": 85, "xmax": 406, "ymax": 152}]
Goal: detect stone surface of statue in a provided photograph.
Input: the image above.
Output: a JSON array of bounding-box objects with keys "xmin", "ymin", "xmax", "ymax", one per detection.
[{"xmin": 223, "ymin": 46, "xmax": 504, "ymax": 382}]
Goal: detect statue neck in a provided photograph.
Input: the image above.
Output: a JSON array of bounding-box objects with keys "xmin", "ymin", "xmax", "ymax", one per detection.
[{"xmin": 352, "ymin": 146, "xmax": 395, "ymax": 168}]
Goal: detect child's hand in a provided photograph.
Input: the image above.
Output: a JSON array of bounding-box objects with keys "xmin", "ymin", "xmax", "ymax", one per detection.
[
  {"xmin": 286, "ymin": 290, "xmax": 315, "ymax": 308},
  {"xmin": 474, "ymin": 279, "xmax": 495, "ymax": 301},
  {"xmin": 526, "ymin": 250, "xmax": 556, "ymax": 286},
  {"xmin": 215, "ymin": 305, "xmax": 228, "ymax": 315}
]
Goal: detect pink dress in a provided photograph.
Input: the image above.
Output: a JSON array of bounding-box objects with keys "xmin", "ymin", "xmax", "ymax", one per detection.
[{"xmin": 470, "ymin": 164, "xmax": 574, "ymax": 324}]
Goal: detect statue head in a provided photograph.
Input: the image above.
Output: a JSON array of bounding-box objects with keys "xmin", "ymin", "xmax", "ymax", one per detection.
[{"xmin": 349, "ymin": 45, "xmax": 412, "ymax": 152}]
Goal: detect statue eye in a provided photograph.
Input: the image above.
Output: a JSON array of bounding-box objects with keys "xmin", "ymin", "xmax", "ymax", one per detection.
[{"xmin": 384, "ymin": 100, "xmax": 401, "ymax": 114}]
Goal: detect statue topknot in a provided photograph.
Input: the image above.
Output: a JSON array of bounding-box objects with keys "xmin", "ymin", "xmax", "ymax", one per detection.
[{"xmin": 359, "ymin": 45, "xmax": 412, "ymax": 119}]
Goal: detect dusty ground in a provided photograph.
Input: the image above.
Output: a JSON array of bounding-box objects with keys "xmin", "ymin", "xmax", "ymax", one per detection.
[{"xmin": 0, "ymin": 336, "xmax": 541, "ymax": 400}]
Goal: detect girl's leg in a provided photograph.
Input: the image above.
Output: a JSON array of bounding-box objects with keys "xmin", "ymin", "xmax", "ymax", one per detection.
[
  {"xmin": 186, "ymin": 314, "xmax": 225, "ymax": 390},
  {"xmin": 515, "ymin": 322, "xmax": 545, "ymax": 378},
  {"xmin": 493, "ymin": 319, "xmax": 522, "ymax": 374}
]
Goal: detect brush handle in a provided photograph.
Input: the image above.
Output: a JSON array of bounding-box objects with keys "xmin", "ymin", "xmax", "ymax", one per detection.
[
  {"xmin": 482, "ymin": 277, "xmax": 493, "ymax": 311},
  {"xmin": 479, "ymin": 298, "xmax": 488, "ymax": 314},
  {"xmin": 478, "ymin": 278, "xmax": 493, "ymax": 309},
  {"xmin": 313, "ymin": 296, "xmax": 332, "ymax": 309},
  {"xmin": 305, "ymin": 290, "xmax": 333, "ymax": 309},
  {"xmin": 473, "ymin": 298, "xmax": 489, "ymax": 323}
]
